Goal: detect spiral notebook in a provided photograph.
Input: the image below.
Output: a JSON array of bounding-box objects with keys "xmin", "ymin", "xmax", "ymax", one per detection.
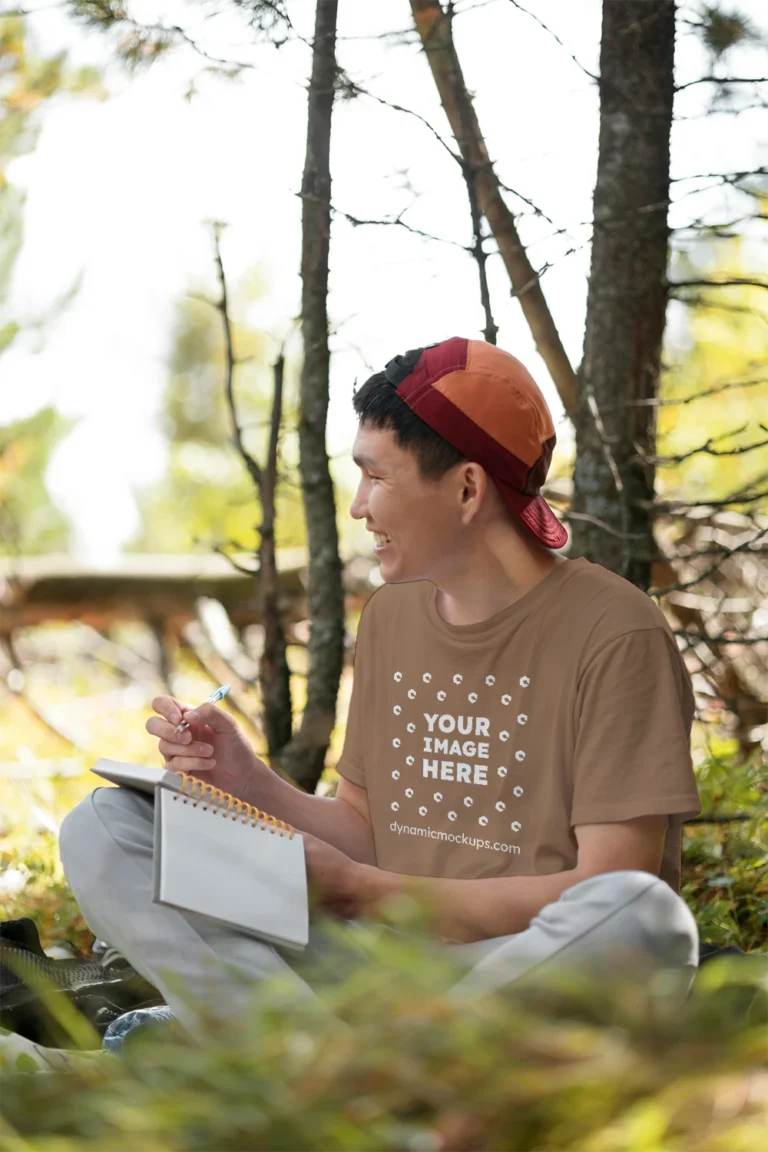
[{"xmin": 91, "ymin": 759, "xmax": 308, "ymax": 951}]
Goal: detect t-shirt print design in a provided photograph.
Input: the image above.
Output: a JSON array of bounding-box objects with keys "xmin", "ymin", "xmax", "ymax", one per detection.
[{"xmin": 387, "ymin": 665, "xmax": 531, "ymax": 854}]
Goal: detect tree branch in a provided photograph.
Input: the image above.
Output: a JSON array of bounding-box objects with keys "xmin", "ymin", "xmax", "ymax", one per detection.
[
  {"xmin": 504, "ymin": 0, "xmax": 598, "ymax": 83},
  {"xmin": 464, "ymin": 162, "xmax": 498, "ymax": 344},
  {"xmin": 674, "ymin": 633, "xmax": 768, "ymax": 647},
  {"xmin": 646, "ymin": 485, "xmax": 768, "ymax": 513},
  {"xmin": 210, "ymin": 222, "xmax": 262, "ymax": 491},
  {"xmin": 648, "ymin": 427, "xmax": 768, "ymax": 466},
  {"xmin": 670, "ymin": 165, "xmax": 768, "ymax": 185},
  {"xmin": 335, "ymin": 206, "xmax": 469, "ymax": 249},
  {"xmin": 650, "ymin": 526, "xmax": 768, "ymax": 595},
  {"xmin": 409, "ymin": 0, "xmax": 578, "ymax": 417},
  {"xmin": 678, "ymin": 100, "xmax": 768, "ymax": 120},
  {"xmin": 669, "ymin": 277, "xmax": 768, "ymax": 293},
  {"xmin": 562, "ymin": 510, "xmax": 646, "ymax": 540},
  {"xmin": 495, "ymin": 180, "xmax": 563, "ymax": 232},
  {"xmin": 209, "ymin": 543, "xmax": 260, "ymax": 577},
  {"xmin": 684, "ymin": 813, "xmax": 751, "ymax": 824},
  {"xmin": 675, "ymin": 75, "xmax": 768, "ymax": 92},
  {"xmin": 624, "ymin": 376, "xmax": 767, "ymax": 407},
  {"xmin": 343, "ymin": 78, "xmax": 459, "ymax": 162}
]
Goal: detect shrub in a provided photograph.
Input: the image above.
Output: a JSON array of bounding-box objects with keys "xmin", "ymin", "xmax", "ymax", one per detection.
[{"xmin": 1, "ymin": 923, "xmax": 767, "ymax": 1152}]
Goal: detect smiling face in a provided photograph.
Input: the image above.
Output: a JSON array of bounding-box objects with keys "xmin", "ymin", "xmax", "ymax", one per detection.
[{"xmin": 350, "ymin": 423, "xmax": 479, "ymax": 583}]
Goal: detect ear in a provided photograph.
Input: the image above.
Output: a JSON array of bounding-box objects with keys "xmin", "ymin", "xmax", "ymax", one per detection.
[{"xmin": 458, "ymin": 462, "xmax": 488, "ymax": 518}]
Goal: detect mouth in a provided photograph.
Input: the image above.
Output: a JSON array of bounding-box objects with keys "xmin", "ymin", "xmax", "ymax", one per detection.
[{"xmin": 370, "ymin": 530, "xmax": 392, "ymax": 554}]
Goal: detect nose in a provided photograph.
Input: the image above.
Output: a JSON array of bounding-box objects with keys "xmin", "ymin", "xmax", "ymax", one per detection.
[{"xmin": 349, "ymin": 478, "xmax": 367, "ymax": 521}]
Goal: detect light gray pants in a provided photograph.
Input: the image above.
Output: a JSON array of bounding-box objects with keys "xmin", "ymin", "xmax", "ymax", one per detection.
[{"xmin": 59, "ymin": 788, "xmax": 699, "ymax": 1028}]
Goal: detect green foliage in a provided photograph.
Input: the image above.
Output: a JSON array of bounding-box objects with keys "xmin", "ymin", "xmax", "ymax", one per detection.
[
  {"xmin": 0, "ymin": 737, "xmax": 765, "ymax": 1150},
  {"xmin": 66, "ymin": 1, "xmax": 129, "ymax": 26},
  {"xmin": 66, "ymin": 1, "xmax": 194, "ymax": 72},
  {"xmin": 0, "ymin": 926, "xmax": 766, "ymax": 1151},
  {"xmin": 0, "ymin": 407, "xmax": 76, "ymax": 555},
  {"xmin": 660, "ymin": 236, "xmax": 768, "ymax": 509},
  {"xmin": 0, "ymin": 829, "xmax": 92, "ymax": 955},
  {"xmin": 682, "ymin": 749, "xmax": 768, "ymax": 951},
  {"xmin": 0, "ymin": 182, "xmax": 24, "ymax": 314},
  {"xmin": 129, "ymin": 283, "xmax": 307, "ymax": 556},
  {"xmin": 696, "ymin": 5, "xmax": 765, "ymax": 63}
]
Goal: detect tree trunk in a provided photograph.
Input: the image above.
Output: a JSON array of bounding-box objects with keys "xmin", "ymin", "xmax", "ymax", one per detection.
[
  {"xmin": 277, "ymin": 0, "xmax": 345, "ymax": 793},
  {"xmin": 409, "ymin": 0, "xmax": 577, "ymax": 415},
  {"xmin": 570, "ymin": 1, "xmax": 675, "ymax": 590},
  {"xmin": 258, "ymin": 352, "xmax": 294, "ymax": 757}
]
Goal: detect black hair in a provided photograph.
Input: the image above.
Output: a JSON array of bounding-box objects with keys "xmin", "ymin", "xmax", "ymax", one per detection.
[{"xmin": 352, "ymin": 350, "xmax": 467, "ymax": 482}]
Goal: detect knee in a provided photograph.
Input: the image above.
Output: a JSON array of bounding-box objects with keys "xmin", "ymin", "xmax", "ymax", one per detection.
[
  {"xmin": 568, "ymin": 870, "xmax": 699, "ymax": 967},
  {"xmin": 59, "ymin": 787, "xmax": 150, "ymax": 895}
]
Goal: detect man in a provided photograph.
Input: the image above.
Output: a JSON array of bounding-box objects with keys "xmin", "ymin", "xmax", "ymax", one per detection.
[{"xmin": 60, "ymin": 337, "xmax": 701, "ymax": 1023}]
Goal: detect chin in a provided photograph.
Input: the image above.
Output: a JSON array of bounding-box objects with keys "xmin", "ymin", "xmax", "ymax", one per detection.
[{"xmin": 380, "ymin": 560, "xmax": 427, "ymax": 585}]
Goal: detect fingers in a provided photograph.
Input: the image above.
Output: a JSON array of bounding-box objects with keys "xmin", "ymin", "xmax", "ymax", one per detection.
[
  {"xmin": 146, "ymin": 716, "xmax": 187, "ymax": 742},
  {"xmin": 165, "ymin": 756, "xmax": 217, "ymax": 775},
  {"xmin": 158, "ymin": 738, "xmax": 214, "ymax": 762},
  {"xmin": 180, "ymin": 702, "xmax": 238, "ymax": 734},
  {"xmin": 146, "ymin": 719, "xmax": 218, "ymax": 765},
  {"xmin": 151, "ymin": 695, "xmax": 194, "ymax": 727}
]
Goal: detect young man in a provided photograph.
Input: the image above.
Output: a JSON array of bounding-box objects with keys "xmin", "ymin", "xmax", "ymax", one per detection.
[{"xmin": 60, "ymin": 338, "xmax": 701, "ymax": 1022}]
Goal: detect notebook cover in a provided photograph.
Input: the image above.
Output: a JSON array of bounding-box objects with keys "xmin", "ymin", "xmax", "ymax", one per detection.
[
  {"xmin": 153, "ymin": 786, "xmax": 308, "ymax": 952},
  {"xmin": 91, "ymin": 758, "xmax": 183, "ymax": 797}
]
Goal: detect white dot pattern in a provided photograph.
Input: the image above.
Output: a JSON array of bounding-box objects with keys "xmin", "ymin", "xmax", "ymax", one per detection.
[{"xmin": 388, "ymin": 666, "xmax": 533, "ymax": 852}]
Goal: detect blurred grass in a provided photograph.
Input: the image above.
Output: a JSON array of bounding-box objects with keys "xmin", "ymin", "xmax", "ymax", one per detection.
[{"xmin": 1, "ymin": 926, "xmax": 766, "ymax": 1152}]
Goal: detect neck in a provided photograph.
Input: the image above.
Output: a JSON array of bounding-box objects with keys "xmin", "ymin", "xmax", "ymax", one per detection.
[{"xmin": 433, "ymin": 525, "xmax": 564, "ymax": 626}]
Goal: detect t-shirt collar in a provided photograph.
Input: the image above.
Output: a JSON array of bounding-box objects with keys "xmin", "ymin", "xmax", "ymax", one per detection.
[{"xmin": 425, "ymin": 557, "xmax": 587, "ymax": 641}]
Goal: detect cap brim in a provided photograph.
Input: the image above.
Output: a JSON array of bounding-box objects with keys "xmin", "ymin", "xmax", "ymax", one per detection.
[{"xmin": 494, "ymin": 481, "xmax": 568, "ymax": 550}]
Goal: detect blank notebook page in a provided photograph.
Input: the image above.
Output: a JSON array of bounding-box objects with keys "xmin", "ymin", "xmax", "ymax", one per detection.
[{"xmin": 154, "ymin": 788, "xmax": 308, "ymax": 951}]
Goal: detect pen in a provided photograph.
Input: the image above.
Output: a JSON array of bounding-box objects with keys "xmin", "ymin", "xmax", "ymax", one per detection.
[{"xmin": 175, "ymin": 684, "xmax": 232, "ymax": 735}]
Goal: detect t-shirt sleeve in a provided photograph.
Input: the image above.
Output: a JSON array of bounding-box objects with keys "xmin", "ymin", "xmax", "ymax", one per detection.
[
  {"xmin": 571, "ymin": 627, "xmax": 701, "ymax": 826},
  {"xmin": 335, "ymin": 598, "xmax": 374, "ymax": 789}
]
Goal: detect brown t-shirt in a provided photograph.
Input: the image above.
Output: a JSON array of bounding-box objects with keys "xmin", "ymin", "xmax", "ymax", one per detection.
[{"xmin": 337, "ymin": 558, "xmax": 700, "ymax": 892}]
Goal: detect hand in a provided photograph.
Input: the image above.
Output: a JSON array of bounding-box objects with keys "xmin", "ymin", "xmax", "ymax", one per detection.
[
  {"xmin": 146, "ymin": 695, "xmax": 264, "ymax": 800},
  {"xmin": 303, "ymin": 833, "xmax": 368, "ymax": 920}
]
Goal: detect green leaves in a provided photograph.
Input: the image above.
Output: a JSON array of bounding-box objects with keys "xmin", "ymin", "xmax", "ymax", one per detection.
[
  {"xmin": 1, "ymin": 748, "xmax": 765, "ymax": 1150},
  {"xmin": 13, "ymin": 1052, "xmax": 39, "ymax": 1074},
  {"xmin": 1, "ymin": 929, "xmax": 766, "ymax": 1151},
  {"xmin": 0, "ymin": 408, "xmax": 77, "ymax": 557},
  {"xmin": 696, "ymin": 6, "xmax": 765, "ymax": 63},
  {"xmin": 682, "ymin": 750, "xmax": 768, "ymax": 951}
]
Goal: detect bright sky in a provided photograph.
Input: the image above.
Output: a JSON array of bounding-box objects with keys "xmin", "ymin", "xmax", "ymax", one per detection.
[{"xmin": 4, "ymin": 0, "xmax": 767, "ymax": 563}]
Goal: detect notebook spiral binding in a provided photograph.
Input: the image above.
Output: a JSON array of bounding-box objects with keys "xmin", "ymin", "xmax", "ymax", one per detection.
[{"xmin": 173, "ymin": 771, "xmax": 295, "ymax": 838}]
